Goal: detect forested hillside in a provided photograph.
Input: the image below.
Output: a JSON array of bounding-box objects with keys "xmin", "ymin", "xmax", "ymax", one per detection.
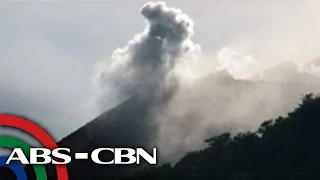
[{"xmin": 122, "ymin": 94, "xmax": 320, "ymax": 180}]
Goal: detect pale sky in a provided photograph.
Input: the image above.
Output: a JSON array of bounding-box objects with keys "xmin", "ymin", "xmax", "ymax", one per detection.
[{"xmin": 0, "ymin": 0, "xmax": 319, "ymax": 140}]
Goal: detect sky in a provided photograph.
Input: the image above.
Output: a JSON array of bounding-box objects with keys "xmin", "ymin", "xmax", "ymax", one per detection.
[{"xmin": 0, "ymin": 0, "xmax": 320, "ymax": 142}]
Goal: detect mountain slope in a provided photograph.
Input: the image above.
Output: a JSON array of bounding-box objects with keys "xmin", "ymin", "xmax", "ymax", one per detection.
[
  {"xmin": 3, "ymin": 71, "xmax": 320, "ymax": 180},
  {"xmin": 55, "ymin": 96, "xmax": 157, "ymax": 180}
]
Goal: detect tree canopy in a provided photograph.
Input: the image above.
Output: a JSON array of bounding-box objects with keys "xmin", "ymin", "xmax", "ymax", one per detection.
[{"xmin": 122, "ymin": 94, "xmax": 320, "ymax": 180}]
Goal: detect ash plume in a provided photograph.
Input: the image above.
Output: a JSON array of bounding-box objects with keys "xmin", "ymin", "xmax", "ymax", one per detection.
[
  {"xmin": 95, "ymin": 1, "xmax": 200, "ymax": 111},
  {"xmin": 93, "ymin": 1, "xmax": 320, "ymax": 162}
]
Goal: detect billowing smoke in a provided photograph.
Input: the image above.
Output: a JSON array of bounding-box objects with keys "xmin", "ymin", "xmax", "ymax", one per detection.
[
  {"xmin": 95, "ymin": 1, "xmax": 200, "ymax": 112},
  {"xmin": 94, "ymin": 1, "xmax": 320, "ymax": 162}
]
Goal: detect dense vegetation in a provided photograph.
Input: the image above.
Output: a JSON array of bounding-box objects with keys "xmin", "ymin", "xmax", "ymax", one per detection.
[{"xmin": 122, "ymin": 94, "xmax": 320, "ymax": 180}]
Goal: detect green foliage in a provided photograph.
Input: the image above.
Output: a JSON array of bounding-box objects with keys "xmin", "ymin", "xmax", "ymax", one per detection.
[{"xmin": 123, "ymin": 94, "xmax": 320, "ymax": 180}]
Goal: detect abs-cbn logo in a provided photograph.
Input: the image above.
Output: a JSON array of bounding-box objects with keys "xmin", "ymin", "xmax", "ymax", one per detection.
[
  {"xmin": 0, "ymin": 114, "xmax": 156, "ymax": 180},
  {"xmin": 6, "ymin": 147, "xmax": 157, "ymax": 165}
]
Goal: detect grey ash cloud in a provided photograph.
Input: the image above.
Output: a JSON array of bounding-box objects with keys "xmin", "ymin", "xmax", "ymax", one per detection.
[
  {"xmin": 92, "ymin": 1, "xmax": 320, "ymax": 162},
  {"xmin": 94, "ymin": 1, "xmax": 200, "ymax": 111}
]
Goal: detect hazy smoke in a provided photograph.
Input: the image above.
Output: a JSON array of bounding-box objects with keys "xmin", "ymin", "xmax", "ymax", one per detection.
[
  {"xmin": 216, "ymin": 47, "xmax": 259, "ymax": 79},
  {"xmin": 95, "ymin": 1, "xmax": 320, "ymax": 162}
]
